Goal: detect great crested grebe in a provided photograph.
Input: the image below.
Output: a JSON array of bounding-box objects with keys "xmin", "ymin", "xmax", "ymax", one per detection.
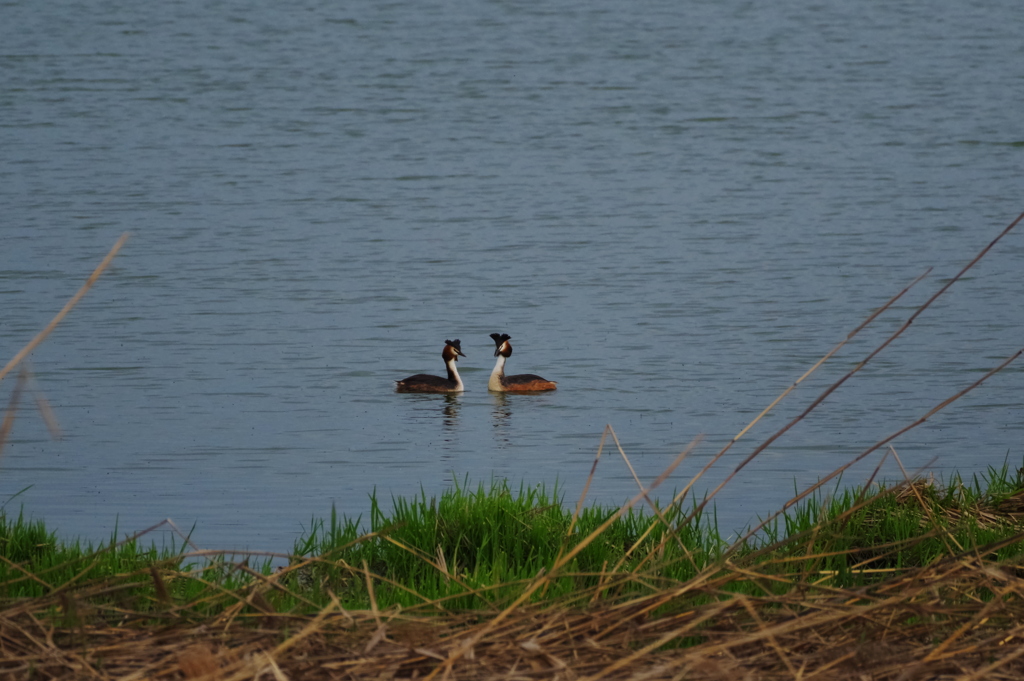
[
  {"xmin": 488, "ymin": 333, "xmax": 557, "ymax": 392},
  {"xmin": 395, "ymin": 339, "xmax": 466, "ymax": 393}
]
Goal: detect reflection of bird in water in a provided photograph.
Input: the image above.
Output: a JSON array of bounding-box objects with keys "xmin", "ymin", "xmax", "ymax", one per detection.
[
  {"xmin": 490, "ymin": 391, "xmax": 512, "ymax": 422},
  {"xmin": 487, "ymin": 333, "xmax": 557, "ymax": 392},
  {"xmin": 490, "ymin": 391, "xmax": 512, "ymax": 448},
  {"xmin": 395, "ymin": 340, "xmax": 466, "ymax": 393},
  {"xmin": 442, "ymin": 393, "xmax": 461, "ymax": 427}
]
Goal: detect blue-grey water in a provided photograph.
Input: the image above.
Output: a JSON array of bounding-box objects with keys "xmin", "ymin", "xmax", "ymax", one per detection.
[{"xmin": 2, "ymin": 0, "xmax": 1022, "ymax": 553}]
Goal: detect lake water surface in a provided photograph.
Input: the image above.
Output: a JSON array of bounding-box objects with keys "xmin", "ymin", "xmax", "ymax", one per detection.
[{"xmin": 2, "ymin": 0, "xmax": 1022, "ymax": 552}]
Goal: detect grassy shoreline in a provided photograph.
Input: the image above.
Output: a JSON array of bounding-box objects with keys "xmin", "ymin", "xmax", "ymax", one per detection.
[
  {"xmin": 3, "ymin": 465, "xmax": 1024, "ymax": 678},
  {"xmin": 4, "ymin": 462, "xmax": 1024, "ymax": 612}
]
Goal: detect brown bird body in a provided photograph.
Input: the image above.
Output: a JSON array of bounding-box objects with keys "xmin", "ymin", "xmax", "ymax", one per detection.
[{"xmin": 487, "ymin": 333, "xmax": 557, "ymax": 392}]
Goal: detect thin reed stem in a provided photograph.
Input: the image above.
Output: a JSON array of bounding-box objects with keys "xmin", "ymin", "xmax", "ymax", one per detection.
[
  {"xmin": 684, "ymin": 210, "xmax": 1024, "ymax": 524},
  {"xmin": 0, "ymin": 233, "xmax": 129, "ymax": 385},
  {"xmin": 669, "ymin": 267, "xmax": 930, "ymax": 516},
  {"xmin": 727, "ymin": 347, "xmax": 1023, "ymax": 557}
]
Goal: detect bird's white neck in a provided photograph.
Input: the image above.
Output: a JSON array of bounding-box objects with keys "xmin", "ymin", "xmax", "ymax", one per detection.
[
  {"xmin": 445, "ymin": 357, "xmax": 465, "ymax": 391},
  {"xmin": 488, "ymin": 354, "xmax": 507, "ymax": 391}
]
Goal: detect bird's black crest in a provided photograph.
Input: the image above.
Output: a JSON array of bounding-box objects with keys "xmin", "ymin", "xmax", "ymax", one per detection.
[
  {"xmin": 489, "ymin": 333, "xmax": 511, "ymax": 346},
  {"xmin": 446, "ymin": 339, "xmax": 463, "ymax": 352}
]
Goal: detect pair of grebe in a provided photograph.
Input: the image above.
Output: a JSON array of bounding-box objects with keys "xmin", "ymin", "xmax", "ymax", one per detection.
[{"xmin": 394, "ymin": 334, "xmax": 557, "ymax": 393}]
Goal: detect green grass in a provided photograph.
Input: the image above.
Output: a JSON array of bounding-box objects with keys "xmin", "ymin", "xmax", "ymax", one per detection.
[
  {"xmin": 289, "ymin": 479, "xmax": 723, "ymax": 609},
  {"xmin": 2, "ymin": 465, "xmax": 1024, "ymax": 623},
  {"xmin": 0, "ymin": 512, "xmax": 173, "ymax": 599},
  {"xmin": 743, "ymin": 461, "xmax": 1024, "ymax": 592}
]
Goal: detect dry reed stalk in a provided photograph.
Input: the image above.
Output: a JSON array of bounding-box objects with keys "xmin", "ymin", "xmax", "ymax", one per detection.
[
  {"xmin": 10, "ymin": 362, "xmax": 65, "ymax": 441},
  {"xmin": 729, "ymin": 345, "xmax": 1023, "ymax": 557},
  {"xmin": 605, "ymin": 425, "xmax": 698, "ymax": 566},
  {"xmin": 567, "ymin": 424, "xmax": 612, "ymax": 538},
  {"xmin": 667, "ymin": 267, "xmax": 931, "ymax": 515},
  {"xmin": 0, "ymin": 233, "xmax": 129, "ymax": 386},
  {"xmin": 676, "ymin": 209, "xmax": 1024, "ymax": 530},
  {"xmin": 0, "ymin": 366, "xmax": 28, "ymax": 456},
  {"xmin": 1, "ymin": 234, "xmax": 128, "ymax": 463}
]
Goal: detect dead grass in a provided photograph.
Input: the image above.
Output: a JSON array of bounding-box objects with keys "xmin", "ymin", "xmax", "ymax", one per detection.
[{"xmin": 3, "ymin": 544, "xmax": 1024, "ymax": 680}]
